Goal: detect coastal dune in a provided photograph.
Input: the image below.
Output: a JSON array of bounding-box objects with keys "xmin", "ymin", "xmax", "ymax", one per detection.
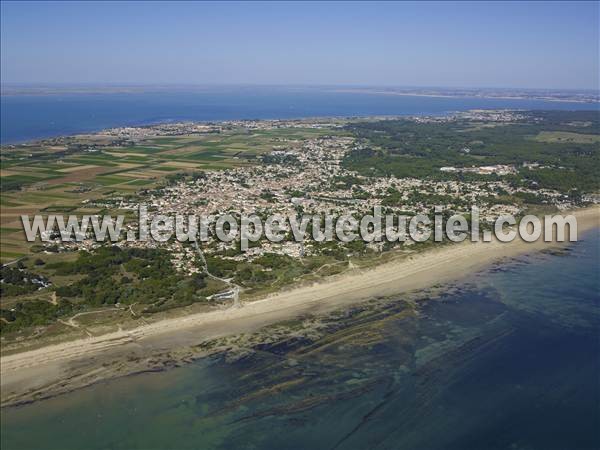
[{"xmin": 1, "ymin": 207, "xmax": 598, "ymax": 406}]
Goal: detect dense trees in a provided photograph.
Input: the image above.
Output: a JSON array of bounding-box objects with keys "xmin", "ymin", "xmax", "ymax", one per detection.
[
  {"xmin": 343, "ymin": 111, "xmax": 600, "ymax": 194},
  {"xmin": 0, "ymin": 266, "xmax": 48, "ymax": 297},
  {"xmin": 1, "ymin": 246, "xmax": 213, "ymax": 332},
  {"xmin": 1, "ymin": 299, "xmax": 74, "ymax": 332}
]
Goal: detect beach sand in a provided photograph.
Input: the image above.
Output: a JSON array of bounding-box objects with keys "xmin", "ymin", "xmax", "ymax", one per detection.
[{"xmin": 1, "ymin": 207, "xmax": 598, "ymax": 406}]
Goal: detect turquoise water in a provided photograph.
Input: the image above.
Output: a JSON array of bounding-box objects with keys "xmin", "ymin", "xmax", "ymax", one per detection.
[
  {"xmin": 2, "ymin": 87, "xmax": 598, "ymax": 143},
  {"xmin": 1, "ymin": 230, "xmax": 599, "ymax": 450}
]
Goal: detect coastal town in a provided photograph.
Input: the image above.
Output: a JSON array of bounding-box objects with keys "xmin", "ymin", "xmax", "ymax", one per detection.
[
  {"xmin": 1, "ymin": 109, "xmax": 598, "ymax": 336},
  {"xmin": 27, "ymin": 111, "xmax": 592, "ymax": 275},
  {"xmin": 2, "ymin": 3, "xmax": 599, "ymax": 448}
]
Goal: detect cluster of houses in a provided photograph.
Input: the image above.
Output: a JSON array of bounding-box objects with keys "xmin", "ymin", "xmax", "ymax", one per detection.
[
  {"xmin": 439, "ymin": 164, "xmax": 517, "ymax": 175},
  {"xmin": 40, "ymin": 117, "xmax": 584, "ymax": 276}
]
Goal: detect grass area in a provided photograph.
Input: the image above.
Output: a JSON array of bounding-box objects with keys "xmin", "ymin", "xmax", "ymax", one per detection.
[{"xmin": 533, "ymin": 131, "xmax": 600, "ymax": 144}]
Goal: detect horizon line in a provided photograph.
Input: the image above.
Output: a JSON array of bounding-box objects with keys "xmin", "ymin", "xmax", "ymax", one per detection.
[{"xmin": 1, "ymin": 83, "xmax": 598, "ymax": 93}]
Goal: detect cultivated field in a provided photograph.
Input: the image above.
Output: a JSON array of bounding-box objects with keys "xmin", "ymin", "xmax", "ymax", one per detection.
[{"xmin": 0, "ymin": 126, "xmax": 331, "ymax": 261}]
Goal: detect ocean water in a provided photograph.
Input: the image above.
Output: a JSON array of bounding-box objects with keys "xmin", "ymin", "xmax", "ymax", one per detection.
[
  {"xmin": 1, "ymin": 87, "xmax": 598, "ymax": 144},
  {"xmin": 2, "ymin": 230, "xmax": 599, "ymax": 450}
]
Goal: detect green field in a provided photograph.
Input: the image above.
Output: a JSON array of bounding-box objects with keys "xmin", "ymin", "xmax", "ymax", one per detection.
[{"xmin": 533, "ymin": 131, "xmax": 600, "ymax": 144}]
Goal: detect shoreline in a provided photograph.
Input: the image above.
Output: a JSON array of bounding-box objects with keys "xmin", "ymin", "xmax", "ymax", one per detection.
[
  {"xmin": 1, "ymin": 207, "xmax": 598, "ymax": 407},
  {"xmin": 2, "ymin": 95, "xmax": 597, "ymax": 146},
  {"xmin": 331, "ymin": 88, "xmax": 600, "ymax": 104}
]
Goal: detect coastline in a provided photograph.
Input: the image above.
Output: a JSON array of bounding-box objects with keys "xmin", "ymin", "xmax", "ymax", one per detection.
[
  {"xmin": 1, "ymin": 207, "xmax": 598, "ymax": 407},
  {"xmin": 331, "ymin": 88, "xmax": 600, "ymax": 104},
  {"xmin": 2, "ymin": 90, "xmax": 598, "ymax": 146}
]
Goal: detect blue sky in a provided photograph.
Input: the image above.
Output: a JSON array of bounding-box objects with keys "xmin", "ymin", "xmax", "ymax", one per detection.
[{"xmin": 1, "ymin": 1, "xmax": 598, "ymax": 89}]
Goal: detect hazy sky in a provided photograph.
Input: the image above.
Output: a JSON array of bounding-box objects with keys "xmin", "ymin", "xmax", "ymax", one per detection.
[{"xmin": 1, "ymin": 1, "xmax": 598, "ymax": 89}]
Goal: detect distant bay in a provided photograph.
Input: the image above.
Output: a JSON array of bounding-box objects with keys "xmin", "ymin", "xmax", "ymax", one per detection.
[{"xmin": 1, "ymin": 88, "xmax": 598, "ymax": 144}]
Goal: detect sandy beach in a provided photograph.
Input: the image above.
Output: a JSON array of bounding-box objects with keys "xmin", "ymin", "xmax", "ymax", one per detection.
[{"xmin": 1, "ymin": 207, "xmax": 598, "ymax": 407}]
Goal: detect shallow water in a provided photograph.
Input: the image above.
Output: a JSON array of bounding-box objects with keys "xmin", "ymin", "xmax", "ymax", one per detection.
[{"xmin": 2, "ymin": 230, "xmax": 599, "ymax": 450}]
